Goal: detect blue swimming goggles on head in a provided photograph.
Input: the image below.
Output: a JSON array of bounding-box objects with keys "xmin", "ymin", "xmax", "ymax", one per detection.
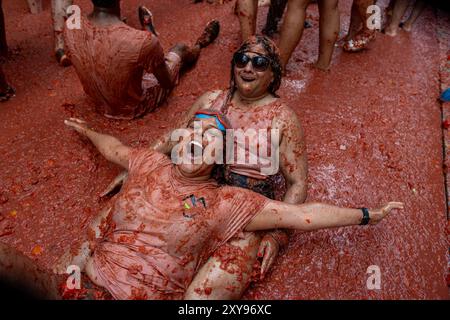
[{"xmin": 194, "ymin": 111, "xmax": 228, "ymax": 133}]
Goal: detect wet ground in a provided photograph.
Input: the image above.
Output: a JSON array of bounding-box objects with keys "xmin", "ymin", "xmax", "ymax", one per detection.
[{"xmin": 0, "ymin": 0, "xmax": 448, "ymax": 299}]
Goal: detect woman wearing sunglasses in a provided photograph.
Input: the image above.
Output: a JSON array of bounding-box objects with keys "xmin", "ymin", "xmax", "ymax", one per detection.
[
  {"xmin": 98, "ymin": 35, "xmax": 308, "ymax": 299},
  {"xmin": 185, "ymin": 36, "xmax": 307, "ymax": 299}
]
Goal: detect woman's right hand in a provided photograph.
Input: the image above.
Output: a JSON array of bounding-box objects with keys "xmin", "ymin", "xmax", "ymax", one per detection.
[
  {"xmin": 64, "ymin": 118, "xmax": 92, "ymax": 137},
  {"xmin": 369, "ymin": 202, "xmax": 404, "ymax": 225}
]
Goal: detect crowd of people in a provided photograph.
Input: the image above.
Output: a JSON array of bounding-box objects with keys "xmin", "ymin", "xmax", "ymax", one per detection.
[{"xmin": 0, "ymin": 0, "xmax": 420, "ymax": 300}]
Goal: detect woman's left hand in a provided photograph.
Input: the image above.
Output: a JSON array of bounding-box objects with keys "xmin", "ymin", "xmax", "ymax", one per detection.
[
  {"xmin": 369, "ymin": 202, "xmax": 405, "ymax": 224},
  {"xmin": 257, "ymin": 234, "xmax": 279, "ymax": 279},
  {"xmin": 64, "ymin": 118, "xmax": 92, "ymax": 137}
]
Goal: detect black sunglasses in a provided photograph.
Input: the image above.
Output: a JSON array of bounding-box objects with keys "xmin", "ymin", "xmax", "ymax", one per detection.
[{"xmin": 233, "ymin": 52, "xmax": 271, "ymax": 72}]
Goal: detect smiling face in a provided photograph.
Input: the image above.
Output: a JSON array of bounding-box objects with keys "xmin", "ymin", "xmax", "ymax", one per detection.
[
  {"xmin": 233, "ymin": 44, "xmax": 274, "ymax": 99},
  {"xmin": 176, "ymin": 117, "xmax": 225, "ymax": 178}
]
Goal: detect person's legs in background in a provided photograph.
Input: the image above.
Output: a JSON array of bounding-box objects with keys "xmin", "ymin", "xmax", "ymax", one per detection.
[
  {"xmin": 236, "ymin": 0, "xmax": 259, "ymax": 40},
  {"xmin": 52, "ymin": 0, "xmax": 73, "ymax": 66},
  {"xmin": 262, "ymin": 0, "xmax": 288, "ymax": 37},
  {"xmin": 315, "ymin": 0, "xmax": 339, "ymax": 70},
  {"xmin": 401, "ymin": 0, "xmax": 425, "ymax": 32},
  {"xmin": 0, "ymin": 0, "xmax": 7, "ymax": 58},
  {"xmin": 345, "ymin": 0, "xmax": 375, "ymax": 40},
  {"xmin": 384, "ymin": 0, "xmax": 408, "ymax": 36},
  {"xmin": 278, "ymin": 0, "xmax": 310, "ymax": 70},
  {"xmin": 26, "ymin": 0, "xmax": 43, "ymax": 14},
  {"xmin": 343, "ymin": 0, "xmax": 377, "ymax": 52}
]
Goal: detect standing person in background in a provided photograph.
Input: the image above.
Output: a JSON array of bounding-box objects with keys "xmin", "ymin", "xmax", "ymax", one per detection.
[
  {"xmin": 0, "ymin": 0, "xmax": 7, "ymax": 57},
  {"xmin": 277, "ymin": 0, "xmax": 339, "ymax": 71},
  {"xmin": 343, "ymin": 0, "xmax": 376, "ymax": 52},
  {"xmin": 51, "ymin": 0, "xmax": 73, "ymax": 66},
  {"xmin": 26, "ymin": 0, "xmax": 73, "ymax": 66},
  {"xmin": 262, "ymin": 0, "xmax": 288, "ymax": 37},
  {"xmin": 235, "ymin": 0, "xmax": 260, "ymax": 40},
  {"xmin": 234, "ymin": 0, "xmax": 324, "ymax": 71},
  {"xmin": 384, "ymin": 0, "xmax": 425, "ymax": 37}
]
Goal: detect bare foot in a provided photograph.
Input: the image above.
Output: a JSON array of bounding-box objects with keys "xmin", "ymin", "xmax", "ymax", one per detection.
[
  {"xmin": 384, "ymin": 24, "xmax": 398, "ymax": 37},
  {"xmin": 401, "ymin": 21, "xmax": 412, "ymax": 32},
  {"xmin": 310, "ymin": 61, "xmax": 330, "ymax": 72}
]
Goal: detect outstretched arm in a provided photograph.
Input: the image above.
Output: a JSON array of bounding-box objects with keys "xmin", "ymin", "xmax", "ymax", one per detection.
[
  {"xmin": 245, "ymin": 201, "xmax": 404, "ymax": 232},
  {"xmin": 64, "ymin": 118, "xmax": 130, "ymax": 169},
  {"xmin": 98, "ymin": 90, "xmax": 223, "ymax": 197}
]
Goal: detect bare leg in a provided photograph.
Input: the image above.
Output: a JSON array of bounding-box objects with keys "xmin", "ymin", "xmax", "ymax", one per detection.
[
  {"xmin": 51, "ymin": 0, "xmax": 73, "ymax": 66},
  {"xmin": 315, "ymin": 0, "xmax": 339, "ymax": 70},
  {"xmin": 52, "ymin": 0, "xmax": 73, "ymax": 67},
  {"xmin": 185, "ymin": 232, "xmax": 261, "ymax": 299},
  {"xmin": 262, "ymin": 0, "xmax": 288, "ymax": 37},
  {"xmin": 278, "ymin": 0, "xmax": 310, "ymax": 70},
  {"xmin": 384, "ymin": 0, "xmax": 408, "ymax": 36},
  {"xmin": 346, "ymin": 0, "xmax": 375, "ymax": 40},
  {"xmin": 237, "ymin": 0, "xmax": 259, "ymax": 41},
  {"xmin": 344, "ymin": 0, "xmax": 376, "ymax": 52},
  {"xmin": 0, "ymin": 0, "xmax": 7, "ymax": 58},
  {"xmin": 0, "ymin": 65, "xmax": 7, "ymax": 92},
  {"xmin": 27, "ymin": 0, "xmax": 43, "ymax": 14},
  {"xmin": 346, "ymin": 0, "xmax": 363, "ymax": 40},
  {"xmin": 385, "ymin": 0, "xmax": 394, "ymax": 18},
  {"xmin": 170, "ymin": 19, "xmax": 220, "ymax": 70},
  {"xmin": 139, "ymin": 7, "xmax": 219, "ymax": 72},
  {"xmin": 402, "ymin": 0, "xmax": 425, "ymax": 32}
]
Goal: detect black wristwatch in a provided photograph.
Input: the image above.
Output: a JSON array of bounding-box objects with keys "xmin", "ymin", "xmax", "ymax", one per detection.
[{"xmin": 359, "ymin": 207, "xmax": 370, "ymax": 225}]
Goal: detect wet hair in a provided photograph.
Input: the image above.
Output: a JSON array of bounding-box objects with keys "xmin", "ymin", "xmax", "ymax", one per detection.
[
  {"xmin": 92, "ymin": 0, "xmax": 118, "ymax": 8},
  {"xmin": 228, "ymin": 35, "xmax": 283, "ymax": 100}
]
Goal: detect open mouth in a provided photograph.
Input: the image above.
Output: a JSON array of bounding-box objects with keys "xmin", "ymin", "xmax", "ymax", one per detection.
[
  {"xmin": 240, "ymin": 74, "xmax": 256, "ymax": 82},
  {"xmin": 187, "ymin": 140, "xmax": 203, "ymax": 160}
]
